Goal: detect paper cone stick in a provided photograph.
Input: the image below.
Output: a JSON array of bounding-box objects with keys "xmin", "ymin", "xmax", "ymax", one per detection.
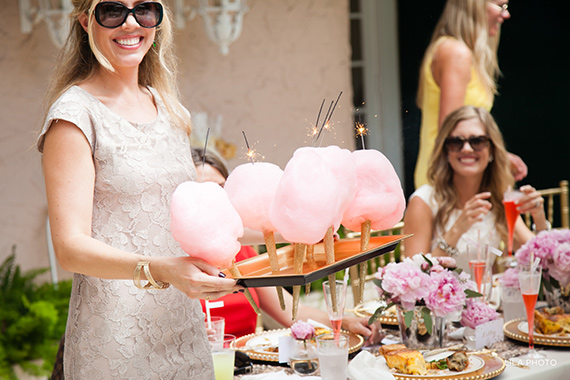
[
  {"xmin": 263, "ymin": 231, "xmax": 286, "ymax": 311},
  {"xmin": 358, "ymin": 220, "xmax": 371, "ymax": 305},
  {"xmin": 229, "ymin": 261, "xmax": 261, "ymax": 315},
  {"xmin": 292, "ymin": 243, "xmax": 307, "ymax": 320},
  {"xmin": 305, "ymin": 244, "xmax": 317, "ymax": 296},
  {"xmin": 324, "ymin": 226, "xmax": 338, "ymax": 313}
]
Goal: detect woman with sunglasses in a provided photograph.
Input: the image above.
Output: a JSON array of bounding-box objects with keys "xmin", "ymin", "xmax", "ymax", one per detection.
[
  {"xmin": 404, "ymin": 106, "xmax": 547, "ymax": 271},
  {"xmin": 37, "ymin": 1, "xmax": 240, "ymax": 378},
  {"xmin": 413, "ymin": 0, "xmax": 528, "ymax": 189}
]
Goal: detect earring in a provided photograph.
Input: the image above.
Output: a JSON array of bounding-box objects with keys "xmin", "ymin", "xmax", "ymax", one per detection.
[{"xmin": 488, "ymin": 154, "xmax": 494, "ymax": 163}]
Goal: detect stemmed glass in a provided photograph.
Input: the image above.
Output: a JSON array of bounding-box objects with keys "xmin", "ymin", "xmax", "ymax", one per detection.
[
  {"xmin": 322, "ymin": 279, "xmax": 347, "ymax": 339},
  {"xmin": 517, "ymin": 263, "xmax": 546, "ymax": 359},
  {"xmin": 503, "ymin": 189, "xmax": 523, "ymax": 258}
]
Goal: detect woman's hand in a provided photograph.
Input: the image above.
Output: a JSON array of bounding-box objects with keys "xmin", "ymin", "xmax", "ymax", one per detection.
[
  {"xmin": 156, "ymin": 256, "xmax": 242, "ymax": 300},
  {"xmin": 454, "ymin": 192, "xmax": 493, "ymax": 234},
  {"xmin": 341, "ymin": 315, "xmax": 384, "ymax": 346},
  {"xmin": 516, "ymin": 185, "xmax": 545, "ymax": 220}
]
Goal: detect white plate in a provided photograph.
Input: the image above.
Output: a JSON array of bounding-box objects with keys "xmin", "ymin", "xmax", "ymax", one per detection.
[
  {"xmin": 380, "ymin": 355, "xmax": 485, "ymax": 378},
  {"xmin": 244, "ymin": 330, "xmax": 288, "ymax": 353},
  {"xmin": 517, "ymin": 321, "xmax": 570, "ymax": 337}
]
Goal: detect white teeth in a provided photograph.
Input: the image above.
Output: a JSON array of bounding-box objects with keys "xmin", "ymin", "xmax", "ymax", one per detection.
[
  {"xmin": 459, "ymin": 157, "xmax": 477, "ymax": 164},
  {"xmin": 115, "ymin": 37, "xmax": 141, "ymax": 46}
]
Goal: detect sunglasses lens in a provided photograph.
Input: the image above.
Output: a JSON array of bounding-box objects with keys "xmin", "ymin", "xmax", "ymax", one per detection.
[
  {"xmin": 445, "ymin": 137, "xmax": 464, "ymax": 152},
  {"xmin": 134, "ymin": 3, "xmax": 163, "ymax": 28},
  {"xmin": 96, "ymin": 3, "xmax": 127, "ymax": 28},
  {"xmin": 469, "ymin": 136, "xmax": 489, "ymax": 151}
]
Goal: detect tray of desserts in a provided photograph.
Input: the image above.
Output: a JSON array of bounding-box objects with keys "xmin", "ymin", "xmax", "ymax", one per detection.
[
  {"xmin": 503, "ymin": 307, "xmax": 570, "ymax": 347},
  {"xmin": 377, "ymin": 344, "xmax": 505, "ymax": 380},
  {"xmin": 223, "ymin": 235, "xmax": 409, "ymax": 288}
]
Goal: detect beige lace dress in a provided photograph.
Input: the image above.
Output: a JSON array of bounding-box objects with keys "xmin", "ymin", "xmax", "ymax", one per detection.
[{"xmin": 38, "ymin": 86, "xmax": 214, "ymax": 379}]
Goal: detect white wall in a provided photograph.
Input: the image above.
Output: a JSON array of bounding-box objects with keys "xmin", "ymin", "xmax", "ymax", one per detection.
[{"xmin": 0, "ymin": 0, "xmax": 354, "ymax": 278}]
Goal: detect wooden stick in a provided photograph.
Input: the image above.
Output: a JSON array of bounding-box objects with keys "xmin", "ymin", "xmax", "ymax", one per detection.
[
  {"xmin": 263, "ymin": 231, "xmax": 286, "ymax": 311},
  {"xmin": 324, "ymin": 226, "xmax": 338, "ymax": 313},
  {"xmin": 229, "ymin": 261, "xmax": 261, "ymax": 315},
  {"xmin": 358, "ymin": 220, "xmax": 371, "ymax": 305},
  {"xmin": 305, "ymin": 244, "xmax": 317, "ymax": 296},
  {"xmin": 292, "ymin": 243, "xmax": 306, "ymax": 320}
]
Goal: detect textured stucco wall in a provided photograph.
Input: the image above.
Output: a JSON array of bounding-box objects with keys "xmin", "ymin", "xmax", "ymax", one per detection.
[{"xmin": 0, "ymin": 0, "xmax": 353, "ymax": 278}]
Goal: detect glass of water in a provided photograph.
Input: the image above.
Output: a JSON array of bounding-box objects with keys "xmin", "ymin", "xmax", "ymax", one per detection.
[{"xmin": 316, "ymin": 333, "xmax": 349, "ymax": 380}]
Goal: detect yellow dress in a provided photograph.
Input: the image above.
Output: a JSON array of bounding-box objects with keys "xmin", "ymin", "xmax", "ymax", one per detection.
[{"xmin": 414, "ymin": 37, "xmax": 493, "ymax": 189}]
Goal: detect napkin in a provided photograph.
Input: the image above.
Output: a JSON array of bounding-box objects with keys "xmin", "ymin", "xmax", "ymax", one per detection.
[
  {"xmin": 241, "ymin": 370, "xmax": 321, "ymax": 380},
  {"xmin": 346, "ymin": 351, "xmax": 395, "ymax": 380}
]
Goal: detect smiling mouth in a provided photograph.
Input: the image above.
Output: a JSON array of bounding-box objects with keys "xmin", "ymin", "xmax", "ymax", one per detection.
[
  {"xmin": 115, "ymin": 37, "xmax": 142, "ymax": 46},
  {"xmin": 458, "ymin": 157, "xmax": 478, "ymax": 164}
]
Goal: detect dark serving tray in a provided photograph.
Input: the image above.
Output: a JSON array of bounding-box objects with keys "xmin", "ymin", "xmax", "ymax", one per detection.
[{"xmin": 222, "ymin": 234, "xmax": 410, "ymax": 287}]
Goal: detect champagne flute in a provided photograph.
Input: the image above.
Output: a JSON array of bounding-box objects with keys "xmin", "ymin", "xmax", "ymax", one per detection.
[
  {"xmin": 322, "ymin": 279, "xmax": 347, "ymax": 339},
  {"xmin": 503, "ymin": 189, "xmax": 523, "ymax": 257},
  {"xmin": 517, "ymin": 263, "xmax": 546, "ymax": 359}
]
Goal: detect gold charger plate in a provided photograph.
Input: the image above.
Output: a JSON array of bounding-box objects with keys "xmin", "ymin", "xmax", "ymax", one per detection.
[
  {"xmin": 391, "ymin": 354, "xmax": 505, "ymax": 380},
  {"xmin": 352, "ymin": 299, "xmax": 398, "ymax": 326},
  {"xmin": 503, "ymin": 318, "xmax": 570, "ymax": 347},
  {"xmin": 235, "ymin": 328, "xmax": 363, "ymax": 362}
]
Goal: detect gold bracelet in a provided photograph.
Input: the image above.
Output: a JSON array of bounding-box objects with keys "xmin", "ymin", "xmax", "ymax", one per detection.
[{"xmin": 133, "ymin": 261, "xmax": 170, "ymax": 290}]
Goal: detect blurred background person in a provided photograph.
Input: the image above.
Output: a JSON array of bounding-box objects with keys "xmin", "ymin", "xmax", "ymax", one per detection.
[
  {"xmin": 404, "ymin": 106, "xmax": 547, "ymax": 271},
  {"xmin": 414, "ymin": 0, "xmax": 527, "ymax": 189}
]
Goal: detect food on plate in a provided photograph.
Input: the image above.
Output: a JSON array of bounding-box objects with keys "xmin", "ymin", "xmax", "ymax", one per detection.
[
  {"xmin": 534, "ymin": 308, "xmax": 570, "ymax": 335},
  {"xmin": 380, "ymin": 344, "xmax": 427, "ymax": 375},
  {"xmin": 429, "ymin": 351, "xmax": 469, "ymax": 372}
]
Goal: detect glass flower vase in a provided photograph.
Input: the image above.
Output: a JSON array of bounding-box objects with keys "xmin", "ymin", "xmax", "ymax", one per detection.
[
  {"xmin": 543, "ymin": 284, "xmax": 570, "ymax": 313},
  {"xmin": 289, "ymin": 339, "xmax": 319, "ymax": 375},
  {"xmin": 396, "ymin": 305, "xmax": 445, "ymax": 350}
]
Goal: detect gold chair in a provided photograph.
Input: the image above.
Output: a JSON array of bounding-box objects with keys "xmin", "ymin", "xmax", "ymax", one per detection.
[
  {"xmin": 524, "ymin": 180, "xmax": 569, "ymax": 229},
  {"xmin": 345, "ymin": 221, "xmax": 405, "ymax": 304}
]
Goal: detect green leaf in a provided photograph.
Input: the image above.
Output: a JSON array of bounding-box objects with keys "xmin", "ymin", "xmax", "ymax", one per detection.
[
  {"xmin": 404, "ymin": 310, "xmax": 413, "ymax": 328},
  {"xmin": 421, "ymin": 307, "xmax": 433, "ymax": 335},
  {"xmin": 372, "ymin": 278, "xmax": 382, "ymax": 289},
  {"xmin": 465, "ymin": 288, "xmax": 483, "ymax": 298},
  {"xmin": 367, "ymin": 301, "xmax": 395, "ymax": 325}
]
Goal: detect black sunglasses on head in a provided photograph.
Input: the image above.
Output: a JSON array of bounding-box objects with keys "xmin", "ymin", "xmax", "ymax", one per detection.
[
  {"xmin": 444, "ymin": 135, "xmax": 491, "ymax": 152},
  {"xmin": 94, "ymin": 1, "xmax": 163, "ymax": 29}
]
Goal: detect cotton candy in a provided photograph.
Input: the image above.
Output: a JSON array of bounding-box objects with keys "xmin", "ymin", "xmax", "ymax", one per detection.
[
  {"xmin": 171, "ymin": 181, "xmax": 244, "ymax": 267},
  {"xmin": 224, "ymin": 162, "xmax": 284, "ymax": 232},
  {"xmin": 269, "ymin": 148, "xmax": 341, "ymax": 245},
  {"xmin": 296, "ymin": 146, "xmax": 357, "ymax": 230},
  {"xmin": 341, "ymin": 149, "xmax": 405, "ymax": 232}
]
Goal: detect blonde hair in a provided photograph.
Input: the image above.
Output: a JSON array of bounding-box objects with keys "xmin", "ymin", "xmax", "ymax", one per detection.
[
  {"xmin": 427, "ymin": 106, "xmax": 513, "ymax": 243},
  {"xmin": 43, "ymin": 0, "xmax": 191, "ymax": 133},
  {"xmin": 416, "ymin": 0, "xmax": 501, "ymax": 106}
]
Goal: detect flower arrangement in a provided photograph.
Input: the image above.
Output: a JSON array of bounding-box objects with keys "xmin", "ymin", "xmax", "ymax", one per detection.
[
  {"xmin": 371, "ymin": 253, "xmax": 481, "ymax": 334},
  {"xmin": 290, "ymin": 320, "xmax": 316, "ymax": 342},
  {"xmin": 516, "ymin": 229, "xmax": 570, "ymax": 290},
  {"xmin": 461, "ymin": 299, "xmax": 500, "ymax": 329}
]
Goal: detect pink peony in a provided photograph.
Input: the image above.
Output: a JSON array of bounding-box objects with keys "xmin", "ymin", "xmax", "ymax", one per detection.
[
  {"xmin": 461, "ymin": 299, "xmax": 500, "ymax": 329},
  {"xmin": 424, "ymin": 270, "xmax": 466, "ymax": 317},
  {"xmin": 436, "ymin": 256, "xmax": 457, "ymax": 269},
  {"xmin": 549, "ymin": 243, "xmax": 570, "ymax": 287},
  {"xmin": 498, "ymin": 268, "xmax": 520, "ymax": 288},
  {"xmin": 380, "ymin": 262, "xmax": 431, "ymax": 310},
  {"xmin": 290, "ymin": 320, "xmax": 315, "ymax": 341}
]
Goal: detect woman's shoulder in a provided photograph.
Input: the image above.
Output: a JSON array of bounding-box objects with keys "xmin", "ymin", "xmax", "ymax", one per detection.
[{"xmin": 433, "ymin": 37, "xmax": 473, "ymax": 63}]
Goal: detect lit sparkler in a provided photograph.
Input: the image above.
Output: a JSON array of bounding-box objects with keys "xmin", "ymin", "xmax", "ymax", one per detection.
[{"xmin": 355, "ymin": 121, "xmax": 368, "ymax": 149}]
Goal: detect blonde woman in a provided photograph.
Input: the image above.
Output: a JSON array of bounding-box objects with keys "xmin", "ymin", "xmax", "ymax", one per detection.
[
  {"xmin": 404, "ymin": 106, "xmax": 547, "ymax": 271},
  {"xmin": 414, "ymin": 0, "xmax": 526, "ymax": 188},
  {"xmin": 37, "ymin": 1, "xmax": 240, "ymax": 378}
]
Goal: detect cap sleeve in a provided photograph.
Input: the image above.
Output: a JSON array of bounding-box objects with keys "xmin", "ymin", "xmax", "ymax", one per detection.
[{"xmin": 37, "ymin": 87, "xmax": 96, "ymax": 154}]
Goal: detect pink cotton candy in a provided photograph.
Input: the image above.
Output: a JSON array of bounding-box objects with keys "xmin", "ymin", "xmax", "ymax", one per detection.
[
  {"xmin": 341, "ymin": 149, "xmax": 405, "ymax": 232},
  {"xmin": 224, "ymin": 162, "xmax": 284, "ymax": 232},
  {"xmin": 296, "ymin": 146, "xmax": 357, "ymax": 230},
  {"xmin": 170, "ymin": 181, "xmax": 244, "ymax": 267},
  {"xmin": 269, "ymin": 148, "xmax": 341, "ymax": 245}
]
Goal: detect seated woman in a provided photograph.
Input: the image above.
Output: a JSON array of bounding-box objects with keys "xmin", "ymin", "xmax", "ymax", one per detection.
[
  {"xmin": 191, "ymin": 148, "xmax": 380, "ymax": 342},
  {"xmin": 403, "ymin": 106, "xmax": 548, "ymax": 271}
]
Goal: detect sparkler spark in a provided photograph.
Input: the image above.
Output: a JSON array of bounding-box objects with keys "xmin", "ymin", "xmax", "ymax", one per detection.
[{"xmin": 355, "ymin": 122, "xmax": 368, "ymax": 149}]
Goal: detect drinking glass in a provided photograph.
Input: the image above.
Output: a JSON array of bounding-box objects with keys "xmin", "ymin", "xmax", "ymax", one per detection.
[
  {"xmin": 467, "ymin": 244, "xmax": 487, "ymax": 295},
  {"xmin": 322, "ymin": 280, "xmax": 347, "ymax": 339},
  {"xmin": 517, "ymin": 264, "xmax": 546, "ymax": 359},
  {"xmin": 316, "ymin": 333, "xmax": 349, "ymax": 380},
  {"xmin": 503, "ymin": 189, "xmax": 523, "ymax": 257},
  {"xmin": 205, "ymin": 316, "xmax": 225, "ymax": 343},
  {"xmin": 209, "ymin": 334, "xmax": 236, "ymax": 380}
]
